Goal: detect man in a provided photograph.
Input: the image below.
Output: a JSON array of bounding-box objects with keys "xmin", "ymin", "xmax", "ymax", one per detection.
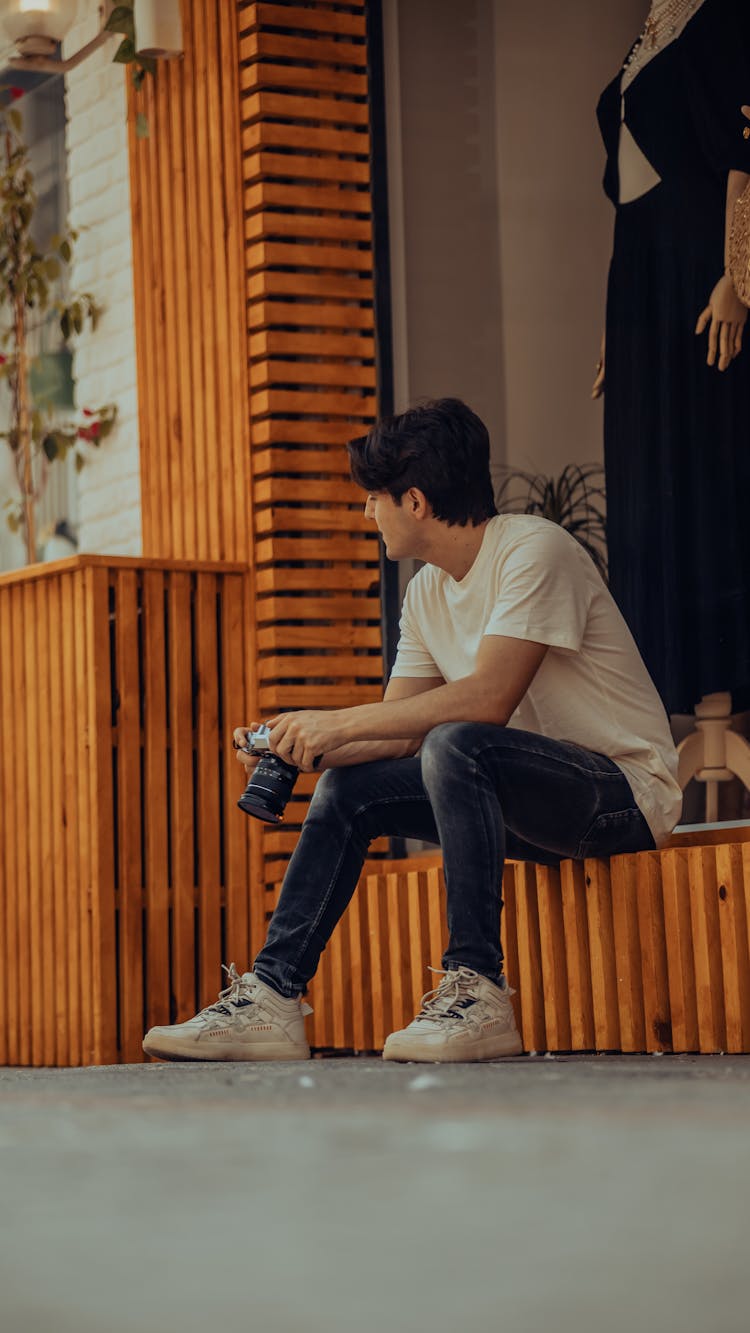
[{"xmin": 143, "ymin": 399, "xmax": 682, "ymax": 1064}]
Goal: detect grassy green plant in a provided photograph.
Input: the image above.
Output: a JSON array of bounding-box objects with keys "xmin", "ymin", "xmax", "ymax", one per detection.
[{"xmin": 496, "ymin": 462, "xmax": 608, "ymax": 581}]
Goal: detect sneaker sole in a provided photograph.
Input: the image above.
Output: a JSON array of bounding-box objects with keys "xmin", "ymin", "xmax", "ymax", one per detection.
[
  {"xmin": 382, "ymin": 1032, "xmax": 523, "ymax": 1063},
  {"xmin": 142, "ymin": 1038, "xmax": 311, "ymax": 1062}
]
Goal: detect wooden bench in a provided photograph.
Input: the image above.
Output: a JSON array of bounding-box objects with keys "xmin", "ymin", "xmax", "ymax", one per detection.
[{"xmin": 304, "ymin": 827, "xmax": 750, "ymax": 1055}]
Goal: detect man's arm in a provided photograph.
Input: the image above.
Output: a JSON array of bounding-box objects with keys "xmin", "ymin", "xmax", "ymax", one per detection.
[
  {"xmin": 268, "ymin": 636, "xmax": 548, "ymax": 770},
  {"xmin": 319, "ymin": 675, "xmax": 445, "ymax": 769}
]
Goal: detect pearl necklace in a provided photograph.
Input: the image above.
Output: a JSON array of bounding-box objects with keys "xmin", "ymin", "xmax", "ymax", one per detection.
[{"xmin": 622, "ymin": 0, "xmax": 700, "ymax": 86}]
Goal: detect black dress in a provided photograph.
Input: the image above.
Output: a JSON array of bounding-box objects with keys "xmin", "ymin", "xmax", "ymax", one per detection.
[{"xmin": 597, "ymin": 0, "xmax": 750, "ymax": 715}]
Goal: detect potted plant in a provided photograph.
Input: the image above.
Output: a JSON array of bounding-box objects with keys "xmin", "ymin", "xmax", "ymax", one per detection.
[{"xmin": 496, "ymin": 462, "xmax": 608, "ymax": 581}]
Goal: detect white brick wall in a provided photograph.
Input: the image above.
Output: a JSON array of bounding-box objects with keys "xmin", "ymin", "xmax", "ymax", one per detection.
[{"xmin": 63, "ymin": 0, "xmax": 142, "ymax": 556}]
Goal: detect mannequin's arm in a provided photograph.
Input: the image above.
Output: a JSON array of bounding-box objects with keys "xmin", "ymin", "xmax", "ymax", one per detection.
[{"xmin": 695, "ymin": 169, "xmax": 750, "ymax": 370}]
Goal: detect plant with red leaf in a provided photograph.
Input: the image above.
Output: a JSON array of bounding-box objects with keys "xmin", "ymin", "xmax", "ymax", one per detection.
[{"xmin": 0, "ymin": 96, "xmax": 116, "ymax": 561}]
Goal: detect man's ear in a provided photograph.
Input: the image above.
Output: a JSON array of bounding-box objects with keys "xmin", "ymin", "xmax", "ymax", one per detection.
[{"xmin": 406, "ymin": 487, "xmax": 429, "ymax": 517}]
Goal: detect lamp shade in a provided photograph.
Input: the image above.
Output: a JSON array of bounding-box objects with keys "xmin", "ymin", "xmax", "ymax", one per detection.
[
  {"xmin": 1, "ymin": 0, "xmax": 77, "ymax": 55},
  {"xmin": 133, "ymin": 0, "xmax": 183, "ymax": 59}
]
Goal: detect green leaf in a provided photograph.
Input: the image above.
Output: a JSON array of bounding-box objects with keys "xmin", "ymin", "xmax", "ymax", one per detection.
[
  {"xmin": 59, "ymin": 239, "xmax": 71, "ymax": 263},
  {"xmin": 135, "ymin": 111, "xmax": 149, "ymax": 139},
  {"xmin": 42, "ymin": 434, "xmax": 58, "ymax": 461},
  {"xmin": 113, "ymin": 36, "xmax": 135, "ymax": 64},
  {"xmin": 105, "ymin": 5, "xmax": 135, "ymax": 37},
  {"xmin": 75, "ymin": 452, "xmax": 86, "ymax": 473},
  {"xmin": 8, "ymin": 109, "xmax": 21, "ymax": 133},
  {"xmin": 7, "ymin": 511, "xmax": 20, "ymax": 533},
  {"xmin": 60, "ymin": 310, "xmax": 70, "ymax": 340},
  {"xmin": 44, "ymin": 256, "xmax": 60, "ymax": 280}
]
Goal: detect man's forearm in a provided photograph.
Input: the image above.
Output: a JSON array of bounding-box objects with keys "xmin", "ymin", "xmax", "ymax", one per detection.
[
  {"xmin": 337, "ymin": 675, "xmax": 506, "ymax": 747},
  {"xmin": 319, "ymin": 737, "xmax": 420, "ymax": 769}
]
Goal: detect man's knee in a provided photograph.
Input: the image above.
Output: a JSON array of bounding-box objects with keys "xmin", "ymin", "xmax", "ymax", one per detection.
[
  {"xmin": 307, "ymin": 764, "xmax": 375, "ymax": 821},
  {"xmin": 307, "ymin": 766, "xmax": 348, "ymax": 816},
  {"xmin": 420, "ymin": 722, "xmax": 481, "ymax": 783}
]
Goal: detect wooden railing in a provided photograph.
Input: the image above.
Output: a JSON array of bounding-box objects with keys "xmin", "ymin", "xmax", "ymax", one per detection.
[{"xmin": 0, "ymin": 557, "xmax": 262, "ymax": 1065}]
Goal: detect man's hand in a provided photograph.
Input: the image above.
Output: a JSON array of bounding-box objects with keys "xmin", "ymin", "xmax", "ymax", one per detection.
[
  {"xmin": 232, "ymin": 722, "xmax": 262, "ymax": 774},
  {"xmin": 266, "ymin": 710, "xmax": 348, "ymax": 772}
]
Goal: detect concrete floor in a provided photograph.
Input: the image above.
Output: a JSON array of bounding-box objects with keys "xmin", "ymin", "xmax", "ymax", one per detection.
[{"xmin": 1, "ymin": 1054, "xmax": 749, "ymax": 1333}]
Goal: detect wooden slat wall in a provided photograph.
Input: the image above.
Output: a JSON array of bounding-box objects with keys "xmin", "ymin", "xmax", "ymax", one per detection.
[
  {"xmin": 128, "ymin": 1, "xmax": 385, "ymax": 903},
  {"xmin": 0, "ymin": 557, "xmax": 258, "ymax": 1065},
  {"xmin": 240, "ymin": 0, "xmax": 383, "ymax": 896},
  {"xmin": 129, "ymin": 0, "xmax": 252, "ymax": 565},
  {"xmin": 303, "ymin": 844, "xmax": 750, "ymax": 1055}
]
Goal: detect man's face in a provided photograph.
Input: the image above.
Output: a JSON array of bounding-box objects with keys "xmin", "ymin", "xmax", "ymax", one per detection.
[{"xmin": 364, "ymin": 490, "xmax": 419, "ymax": 560}]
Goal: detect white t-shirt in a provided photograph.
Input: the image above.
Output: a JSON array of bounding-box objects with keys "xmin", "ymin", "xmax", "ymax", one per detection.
[{"xmin": 390, "ymin": 514, "xmax": 682, "ymax": 848}]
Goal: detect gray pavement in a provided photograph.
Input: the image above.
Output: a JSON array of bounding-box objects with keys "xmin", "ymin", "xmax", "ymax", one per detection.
[{"xmin": 1, "ymin": 1054, "xmax": 749, "ymax": 1333}]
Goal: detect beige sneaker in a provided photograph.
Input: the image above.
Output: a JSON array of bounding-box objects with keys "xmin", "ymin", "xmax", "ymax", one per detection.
[
  {"xmin": 382, "ymin": 966, "xmax": 523, "ymax": 1063},
  {"xmin": 142, "ymin": 965, "xmax": 313, "ymax": 1062}
]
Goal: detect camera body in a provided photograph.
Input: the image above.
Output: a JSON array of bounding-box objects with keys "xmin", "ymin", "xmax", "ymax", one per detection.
[{"xmin": 237, "ymin": 725, "xmax": 299, "ymax": 824}]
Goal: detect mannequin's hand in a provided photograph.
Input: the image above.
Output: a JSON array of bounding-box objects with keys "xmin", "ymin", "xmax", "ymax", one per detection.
[
  {"xmin": 695, "ymin": 275, "xmax": 747, "ymax": 370},
  {"xmin": 591, "ymin": 331, "xmax": 605, "ymax": 398}
]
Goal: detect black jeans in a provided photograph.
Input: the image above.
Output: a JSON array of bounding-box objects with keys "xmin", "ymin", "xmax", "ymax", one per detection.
[{"xmin": 253, "ymin": 723, "xmax": 656, "ymax": 997}]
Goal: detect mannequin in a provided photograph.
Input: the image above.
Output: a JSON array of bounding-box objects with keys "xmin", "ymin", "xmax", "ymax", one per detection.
[{"xmin": 593, "ymin": 0, "xmax": 750, "ymax": 819}]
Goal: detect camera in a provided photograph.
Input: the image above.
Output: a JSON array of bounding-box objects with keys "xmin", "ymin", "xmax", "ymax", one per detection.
[
  {"xmin": 237, "ymin": 724, "xmax": 321, "ymax": 825},
  {"xmin": 237, "ymin": 725, "xmax": 297, "ymax": 824}
]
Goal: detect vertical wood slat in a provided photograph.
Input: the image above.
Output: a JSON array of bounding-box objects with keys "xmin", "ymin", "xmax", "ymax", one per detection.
[
  {"xmin": 661, "ymin": 848, "xmax": 700, "ymax": 1053},
  {"xmin": 60, "ymin": 573, "xmax": 81, "ymax": 1065},
  {"xmin": 610, "ymin": 854, "xmax": 647, "ymax": 1053},
  {"xmin": 688, "ymin": 846, "xmax": 727, "ymax": 1052},
  {"xmin": 47, "ymin": 579, "xmax": 67, "ymax": 1066},
  {"xmin": 167, "ymin": 573, "xmax": 197, "ymax": 1021},
  {"xmin": 536, "ymin": 865, "xmax": 572, "ymax": 1051},
  {"xmin": 86, "ymin": 567, "xmax": 118, "ymax": 1065},
  {"xmin": 194, "ymin": 576, "xmax": 222, "ymax": 1008},
  {"xmin": 35, "ymin": 580, "xmax": 52, "ymax": 1061},
  {"xmin": 12, "ymin": 585, "xmax": 30, "ymax": 1063},
  {"xmin": 0, "ymin": 583, "xmax": 16, "ymax": 1063},
  {"xmin": 115, "ymin": 570, "xmax": 144, "ymax": 1062},
  {"xmin": 143, "ymin": 572, "xmax": 170, "ymax": 1029},
  {"xmin": 715, "ymin": 843, "xmax": 750, "ymax": 1052},
  {"xmin": 636, "ymin": 851, "xmax": 672, "ymax": 1052},
  {"xmin": 584, "ymin": 857, "xmax": 621, "ymax": 1051},
  {"xmin": 26, "ymin": 580, "xmax": 43, "ymax": 1063},
  {"xmin": 514, "ymin": 863, "xmax": 546, "ymax": 1052},
  {"xmin": 222, "ymin": 575, "xmax": 252, "ymax": 976},
  {"xmin": 559, "ymin": 859, "xmax": 595, "ymax": 1050}
]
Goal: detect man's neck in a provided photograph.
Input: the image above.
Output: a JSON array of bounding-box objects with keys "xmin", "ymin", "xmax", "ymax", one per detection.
[{"xmin": 421, "ymin": 517, "xmax": 493, "ymax": 583}]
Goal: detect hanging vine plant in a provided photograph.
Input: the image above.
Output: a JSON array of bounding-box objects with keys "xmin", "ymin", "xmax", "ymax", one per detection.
[
  {"xmin": 105, "ymin": 1, "xmax": 156, "ymax": 138},
  {"xmin": 105, "ymin": 2, "xmax": 156, "ymax": 89}
]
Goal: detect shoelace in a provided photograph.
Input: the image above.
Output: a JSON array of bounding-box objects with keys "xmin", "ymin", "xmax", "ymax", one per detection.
[
  {"xmin": 414, "ymin": 966, "xmax": 483, "ymax": 1024},
  {"xmin": 200, "ymin": 962, "xmax": 257, "ymax": 1021}
]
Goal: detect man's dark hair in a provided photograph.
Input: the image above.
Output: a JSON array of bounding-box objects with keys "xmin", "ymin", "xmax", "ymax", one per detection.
[{"xmin": 347, "ymin": 398, "xmax": 498, "ymax": 528}]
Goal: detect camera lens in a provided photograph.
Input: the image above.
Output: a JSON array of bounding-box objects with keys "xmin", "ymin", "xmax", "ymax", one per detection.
[{"xmin": 237, "ymin": 753, "xmax": 299, "ymax": 823}]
